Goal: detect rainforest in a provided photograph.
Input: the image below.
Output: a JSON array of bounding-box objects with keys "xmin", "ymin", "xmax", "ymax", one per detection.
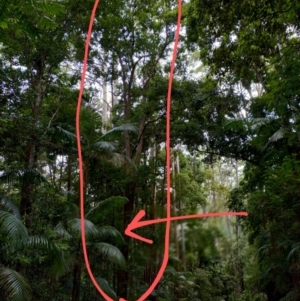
[{"xmin": 0, "ymin": 0, "xmax": 300, "ymax": 300}]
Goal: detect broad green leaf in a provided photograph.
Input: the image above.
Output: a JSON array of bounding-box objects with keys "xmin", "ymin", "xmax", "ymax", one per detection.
[
  {"xmin": 97, "ymin": 225, "xmax": 124, "ymax": 243},
  {"xmin": 55, "ymin": 126, "xmax": 77, "ymax": 142},
  {"xmin": 95, "ymin": 277, "xmax": 117, "ymax": 300},
  {"xmin": 0, "ymin": 268, "xmax": 32, "ymax": 301},
  {"xmin": 67, "ymin": 218, "xmax": 99, "ymax": 238},
  {"xmin": 86, "ymin": 196, "xmax": 128, "ymax": 219},
  {"xmin": 0, "ymin": 210, "xmax": 28, "ymax": 245},
  {"xmin": 268, "ymin": 128, "xmax": 286, "ymax": 143},
  {"xmin": 93, "ymin": 141, "xmax": 117, "ymax": 152},
  {"xmin": 94, "ymin": 242, "xmax": 126, "ymax": 269},
  {"xmin": 55, "ymin": 223, "xmax": 72, "ymax": 239},
  {"xmin": 100, "ymin": 123, "xmax": 138, "ymax": 139},
  {"xmin": 0, "ymin": 21, "xmax": 8, "ymax": 29},
  {"xmin": 0, "ymin": 196, "xmax": 21, "ymax": 219}
]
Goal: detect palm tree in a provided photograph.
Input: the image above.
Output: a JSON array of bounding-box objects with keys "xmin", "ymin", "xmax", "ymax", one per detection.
[
  {"xmin": 55, "ymin": 196, "xmax": 128, "ymax": 301},
  {"xmin": 0, "ymin": 194, "xmax": 128, "ymax": 301},
  {"xmin": 0, "ymin": 196, "xmax": 58, "ymax": 301}
]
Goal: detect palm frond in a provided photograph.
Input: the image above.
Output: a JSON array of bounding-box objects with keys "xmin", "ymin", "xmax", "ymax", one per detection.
[
  {"xmin": 257, "ymin": 244, "xmax": 271, "ymax": 258},
  {"xmin": 268, "ymin": 128, "xmax": 286, "ymax": 143},
  {"xmin": 262, "ymin": 128, "xmax": 288, "ymax": 151},
  {"xmin": 67, "ymin": 218, "xmax": 99, "ymax": 238},
  {"xmin": 108, "ymin": 152, "xmax": 127, "ymax": 167},
  {"xmin": 86, "ymin": 196, "xmax": 128, "ymax": 219},
  {"xmin": 280, "ymin": 288, "xmax": 300, "ymax": 301},
  {"xmin": 95, "ymin": 277, "xmax": 117, "ymax": 300},
  {"xmin": 91, "ymin": 147, "xmax": 127, "ymax": 167},
  {"xmin": 0, "ymin": 168, "xmax": 47, "ymax": 185},
  {"xmin": 28, "ymin": 234, "xmax": 72, "ymax": 280},
  {"xmin": 248, "ymin": 117, "xmax": 274, "ymax": 130},
  {"xmin": 49, "ymin": 249, "xmax": 75, "ymax": 280},
  {"xmin": 0, "ymin": 196, "xmax": 21, "ymax": 219},
  {"xmin": 100, "ymin": 123, "xmax": 138, "ymax": 139},
  {"xmin": 97, "ymin": 226, "xmax": 124, "ymax": 243},
  {"xmin": 225, "ymin": 117, "xmax": 275, "ymax": 131},
  {"xmin": 55, "ymin": 223, "xmax": 72, "ymax": 239},
  {"xmin": 287, "ymin": 243, "xmax": 300, "ymax": 261},
  {"xmin": 225, "ymin": 118, "xmax": 248, "ymax": 129},
  {"xmin": 94, "ymin": 242, "xmax": 126, "ymax": 268},
  {"xmin": 93, "ymin": 141, "xmax": 117, "ymax": 152},
  {"xmin": 26, "ymin": 236, "xmax": 56, "ymax": 251},
  {"xmin": 64, "ymin": 203, "xmax": 79, "ymax": 219},
  {"xmin": 55, "ymin": 126, "xmax": 77, "ymax": 142},
  {"xmin": 0, "ymin": 210, "xmax": 28, "ymax": 245},
  {"xmin": 0, "ymin": 268, "xmax": 31, "ymax": 301}
]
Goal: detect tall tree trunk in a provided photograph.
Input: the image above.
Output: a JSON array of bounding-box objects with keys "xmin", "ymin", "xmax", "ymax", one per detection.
[
  {"xmin": 117, "ymin": 184, "xmax": 135, "ymax": 299},
  {"xmin": 210, "ymin": 158, "xmax": 216, "ymax": 211},
  {"xmin": 71, "ymin": 259, "xmax": 82, "ymax": 301},
  {"xmin": 116, "ymin": 71, "xmax": 132, "ymax": 297},
  {"xmin": 20, "ymin": 139, "xmax": 37, "ymax": 230},
  {"xmin": 72, "ymin": 158, "xmax": 89, "ymax": 301},
  {"xmin": 234, "ymin": 159, "xmax": 245, "ymax": 293},
  {"xmin": 19, "ymin": 70, "xmax": 43, "ymax": 230},
  {"xmin": 102, "ymin": 52, "xmax": 108, "ymax": 134},
  {"xmin": 176, "ymin": 154, "xmax": 186, "ymax": 270},
  {"xmin": 112, "ymin": 78, "xmax": 119, "ymax": 108},
  {"xmin": 172, "ymin": 157, "xmax": 179, "ymax": 265}
]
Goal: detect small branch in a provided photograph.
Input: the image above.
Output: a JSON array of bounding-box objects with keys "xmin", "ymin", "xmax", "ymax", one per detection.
[{"xmin": 131, "ymin": 114, "xmax": 165, "ymax": 158}]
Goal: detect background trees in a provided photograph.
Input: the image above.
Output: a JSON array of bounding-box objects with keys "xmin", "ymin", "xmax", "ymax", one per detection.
[{"xmin": 1, "ymin": 0, "xmax": 300, "ymax": 300}]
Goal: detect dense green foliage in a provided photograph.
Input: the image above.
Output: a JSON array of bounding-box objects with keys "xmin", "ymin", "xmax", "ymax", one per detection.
[{"xmin": 0, "ymin": 0, "xmax": 300, "ymax": 300}]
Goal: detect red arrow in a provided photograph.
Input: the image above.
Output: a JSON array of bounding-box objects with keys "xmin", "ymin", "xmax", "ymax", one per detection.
[{"xmin": 125, "ymin": 210, "xmax": 248, "ymax": 244}]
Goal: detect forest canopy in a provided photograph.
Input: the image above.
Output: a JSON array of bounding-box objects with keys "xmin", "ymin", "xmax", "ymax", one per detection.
[{"xmin": 0, "ymin": 0, "xmax": 300, "ymax": 300}]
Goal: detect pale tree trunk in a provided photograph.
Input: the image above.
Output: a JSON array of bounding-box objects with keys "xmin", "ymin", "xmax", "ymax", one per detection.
[
  {"xmin": 117, "ymin": 57, "xmax": 134, "ymax": 299},
  {"xmin": 111, "ymin": 52, "xmax": 119, "ymax": 109},
  {"xmin": 172, "ymin": 157, "xmax": 179, "ymax": 264},
  {"xmin": 112, "ymin": 78, "xmax": 119, "ymax": 107},
  {"xmin": 102, "ymin": 82, "xmax": 108, "ymax": 133},
  {"xmin": 210, "ymin": 159, "xmax": 216, "ymax": 211},
  {"xmin": 176, "ymin": 154, "xmax": 186, "ymax": 270},
  {"xmin": 102, "ymin": 52, "xmax": 108, "ymax": 134}
]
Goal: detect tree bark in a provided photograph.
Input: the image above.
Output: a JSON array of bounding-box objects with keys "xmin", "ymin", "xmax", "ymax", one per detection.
[
  {"xmin": 19, "ymin": 69, "xmax": 43, "ymax": 230},
  {"xmin": 71, "ymin": 260, "xmax": 82, "ymax": 301}
]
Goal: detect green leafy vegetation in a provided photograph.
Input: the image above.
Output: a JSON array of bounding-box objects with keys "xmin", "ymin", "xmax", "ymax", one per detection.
[{"xmin": 0, "ymin": 0, "xmax": 300, "ymax": 300}]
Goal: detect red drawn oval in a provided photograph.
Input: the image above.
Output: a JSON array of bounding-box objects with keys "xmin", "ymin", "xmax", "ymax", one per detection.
[{"xmin": 75, "ymin": 2, "xmax": 247, "ymax": 301}]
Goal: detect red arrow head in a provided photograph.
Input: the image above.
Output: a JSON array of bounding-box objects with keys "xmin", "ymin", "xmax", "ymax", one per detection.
[{"xmin": 125, "ymin": 210, "xmax": 153, "ymax": 244}]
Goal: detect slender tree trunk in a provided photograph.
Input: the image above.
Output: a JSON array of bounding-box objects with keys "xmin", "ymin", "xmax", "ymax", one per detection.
[
  {"xmin": 112, "ymin": 78, "xmax": 119, "ymax": 107},
  {"xmin": 176, "ymin": 155, "xmax": 186, "ymax": 270},
  {"xmin": 71, "ymin": 157, "xmax": 89, "ymax": 301},
  {"xmin": 102, "ymin": 52, "xmax": 108, "ymax": 134},
  {"xmin": 71, "ymin": 259, "xmax": 82, "ymax": 301},
  {"xmin": 172, "ymin": 157, "xmax": 179, "ymax": 265},
  {"xmin": 234, "ymin": 159, "xmax": 245, "ymax": 293},
  {"xmin": 150, "ymin": 140, "xmax": 157, "ymax": 216},
  {"xmin": 67, "ymin": 154, "xmax": 72, "ymax": 197},
  {"xmin": 210, "ymin": 159, "xmax": 216, "ymax": 210},
  {"xmin": 20, "ymin": 139, "xmax": 36, "ymax": 230},
  {"xmin": 117, "ymin": 75, "xmax": 132, "ymax": 297},
  {"xmin": 117, "ymin": 185, "xmax": 135, "ymax": 299},
  {"xmin": 20, "ymin": 70, "xmax": 43, "ymax": 230}
]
